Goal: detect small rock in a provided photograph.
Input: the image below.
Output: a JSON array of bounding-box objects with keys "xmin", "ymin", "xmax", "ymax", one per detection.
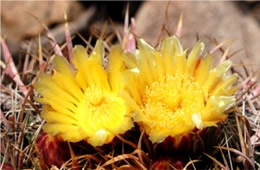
[
  {"xmin": 135, "ymin": 1, "xmax": 260, "ymax": 71},
  {"xmin": 1, "ymin": 1, "xmax": 84, "ymax": 54}
]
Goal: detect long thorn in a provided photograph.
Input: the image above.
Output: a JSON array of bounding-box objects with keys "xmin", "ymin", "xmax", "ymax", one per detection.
[
  {"xmin": 1, "ymin": 37, "xmax": 27, "ymax": 95},
  {"xmin": 64, "ymin": 12, "xmax": 73, "ymax": 63},
  {"xmin": 176, "ymin": 12, "xmax": 183, "ymax": 38}
]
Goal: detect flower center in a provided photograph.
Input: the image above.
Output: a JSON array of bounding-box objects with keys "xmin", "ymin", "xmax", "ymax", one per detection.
[
  {"xmin": 77, "ymin": 87, "xmax": 126, "ymax": 133},
  {"xmin": 142, "ymin": 74, "xmax": 205, "ymax": 135}
]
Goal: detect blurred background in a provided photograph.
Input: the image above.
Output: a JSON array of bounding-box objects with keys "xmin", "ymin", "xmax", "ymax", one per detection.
[{"xmin": 1, "ymin": 1, "xmax": 260, "ymax": 71}]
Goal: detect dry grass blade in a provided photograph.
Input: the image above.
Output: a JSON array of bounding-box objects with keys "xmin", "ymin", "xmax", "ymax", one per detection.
[
  {"xmin": 215, "ymin": 146, "xmax": 255, "ymax": 169},
  {"xmin": 219, "ymin": 146, "xmax": 229, "ymax": 168},
  {"xmin": 23, "ymin": 40, "xmax": 32, "ymax": 75},
  {"xmin": 183, "ymin": 159, "xmax": 200, "ymax": 170},
  {"xmin": 203, "ymin": 152, "xmax": 228, "ymax": 170},
  {"xmin": 225, "ymin": 133, "xmax": 234, "ymax": 170},
  {"xmin": 101, "ymin": 154, "xmax": 146, "ymax": 170},
  {"xmin": 234, "ymin": 112, "xmax": 248, "ymax": 165},
  {"xmin": 74, "ymin": 154, "xmax": 100, "ymax": 163},
  {"xmin": 38, "ymin": 35, "xmax": 45, "ymax": 72},
  {"xmin": 246, "ymin": 92, "xmax": 259, "ymax": 113},
  {"xmin": 118, "ymin": 164, "xmax": 139, "ymax": 170},
  {"xmin": 237, "ymin": 81, "xmax": 257, "ymax": 102},
  {"xmin": 115, "ymin": 134, "xmax": 137, "ymax": 149},
  {"xmin": 136, "ymin": 130, "xmax": 145, "ymax": 166},
  {"xmin": 0, "ymin": 110, "xmax": 11, "ymax": 130},
  {"xmin": 67, "ymin": 142, "xmax": 79, "ymax": 169}
]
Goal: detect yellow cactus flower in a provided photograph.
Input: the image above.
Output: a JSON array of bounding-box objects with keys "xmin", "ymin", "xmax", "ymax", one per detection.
[
  {"xmin": 34, "ymin": 41, "xmax": 134, "ymax": 146},
  {"xmin": 123, "ymin": 36, "xmax": 238, "ymax": 145}
]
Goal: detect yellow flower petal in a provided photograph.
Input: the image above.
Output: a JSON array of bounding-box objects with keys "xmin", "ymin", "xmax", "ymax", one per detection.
[
  {"xmin": 161, "ymin": 36, "xmax": 183, "ymax": 75},
  {"xmin": 137, "ymin": 39, "xmax": 156, "ymax": 85},
  {"xmin": 52, "ymin": 55, "xmax": 75, "ymax": 78},
  {"xmin": 35, "ymin": 40, "xmax": 134, "ymax": 146},
  {"xmin": 195, "ymin": 54, "xmax": 214, "ymax": 85},
  {"xmin": 72, "ymin": 45, "xmax": 88, "ymax": 69},
  {"xmin": 174, "ymin": 50, "xmax": 187, "ymax": 75},
  {"xmin": 108, "ymin": 45, "xmax": 125, "ymax": 92},
  {"xmin": 89, "ymin": 40, "xmax": 104, "ymax": 65},
  {"xmin": 72, "ymin": 45, "xmax": 89, "ymax": 90},
  {"xmin": 202, "ymin": 60, "xmax": 232, "ymax": 97},
  {"xmin": 187, "ymin": 41, "xmax": 205, "ymax": 75},
  {"xmin": 124, "ymin": 36, "xmax": 238, "ymax": 145}
]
